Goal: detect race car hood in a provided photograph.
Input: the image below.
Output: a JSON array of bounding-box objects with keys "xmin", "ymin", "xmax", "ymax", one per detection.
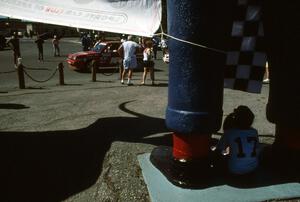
[{"xmin": 68, "ymin": 50, "xmax": 98, "ymax": 58}]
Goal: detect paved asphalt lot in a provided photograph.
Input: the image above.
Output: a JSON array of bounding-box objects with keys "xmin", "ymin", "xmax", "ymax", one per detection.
[{"xmin": 0, "ymin": 38, "xmax": 280, "ymax": 202}]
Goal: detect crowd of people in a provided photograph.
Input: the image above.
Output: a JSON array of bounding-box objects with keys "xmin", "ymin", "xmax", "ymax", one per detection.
[
  {"xmin": 80, "ymin": 32, "xmax": 106, "ymax": 51},
  {"xmin": 6, "ymin": 31, "xmax": 168, "ymax": 86},
  {"xmin": 79, "ymin": 33, "xmax": 170, "ymax": 86},
  {"xmin": 116, "ymin": 34, "xmax": 169, "ymax": 86}
]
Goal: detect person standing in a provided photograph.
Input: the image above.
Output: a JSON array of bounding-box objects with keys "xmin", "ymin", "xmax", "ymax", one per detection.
[
  {"xmin": 35, "ymin": 36, "xmax": 44, "ymax": 61},
  {"xmin": 29, "ymin": 30, "xmax": 33, "ymax": 39},
  {"xmin": 152, "ymin": 36, "xmax": 159, "ymax": 60},
  {"xmin": 160, "ymin": 38, "xmax": 168, "ymax": 55},
  {"xmin": 263, "ymin": 61, "xmax": 269, "ymax": 83},
  {"xmin": 117, "ymin": 35, "xmax": 140, "ymax": 85},
  {"xmin": 52, "ymin": 35, "xmax": 60, "ymax": 57},
  {"xmin": 7, "ymin": 34, "xmax": 21, "ymax": 65},
  {"xmin": 141, "ymin": 40, "xmax": 155, "ymax": 85},
  {"xmin": 120, "ymin": 34, "xmax": 126, "ymax": 43},
  {"xmin": 81, "ymin": 33, "xmax": 92, "ymax": 51},
  {"xmin": 138, "ymin": 37, "xmax": 145, "ymax": 50},
  {"xmin": 93, "ymin": 35, "xmax": 103, "ymax": 49}
]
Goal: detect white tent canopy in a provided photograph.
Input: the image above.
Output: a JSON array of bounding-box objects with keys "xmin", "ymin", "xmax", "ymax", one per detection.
[{"xmin": 0, "ymin": 0, "xmax": 162, "ymax": 37}]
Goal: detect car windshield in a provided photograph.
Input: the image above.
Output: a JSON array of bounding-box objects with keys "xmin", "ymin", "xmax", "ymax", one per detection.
[{"xmin": 92, "ymin": 43, "xmax": 106, "ymax": 52}]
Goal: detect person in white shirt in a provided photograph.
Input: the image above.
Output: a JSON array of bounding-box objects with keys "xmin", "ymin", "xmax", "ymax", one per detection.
[{"xmin": 117, "ymin": 35, "xmax": 140, "ymax": 85}]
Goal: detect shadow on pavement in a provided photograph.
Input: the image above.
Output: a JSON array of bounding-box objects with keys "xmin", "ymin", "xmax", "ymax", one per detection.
[
  {"xmin": 0, "ymin": 101, "xmax": 168, "ymax": 202},
  {"xmin": 151, "ymin": 83, "xmax": 168, "ymax": 87},
  {"xmin": 26, "ymin": 87, "xmax": 45, "ymax": 90},
  {"xmin": 0, "ymin": 103, "xmax": 30, "ymax": 109},
  {"xmin": 62, "ymin": 83, "xmax": 83, "ymax": 86},
  {"xmin": 1, "ymin": 101, "xmax": 299, "ymax": 201}
]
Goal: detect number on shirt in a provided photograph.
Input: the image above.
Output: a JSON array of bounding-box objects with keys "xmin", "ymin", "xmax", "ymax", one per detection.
[{"xmin": 234, "ymin": 136, "xmax": 258, "ymax": 158}]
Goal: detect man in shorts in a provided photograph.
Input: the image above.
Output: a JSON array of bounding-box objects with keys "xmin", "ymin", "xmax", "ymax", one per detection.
[{"xmin": 118, "ymin": 35, "xmax": 140, "ymax": 85}]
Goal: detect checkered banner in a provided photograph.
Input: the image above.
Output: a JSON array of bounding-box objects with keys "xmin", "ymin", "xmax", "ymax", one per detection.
[
  {"xmin": 0, "ymin": 0, "xmax": 161, "ymax": 37},
  {"xmin": 224, "ymin": 0, "xmax": 266, "ymax": 93}
]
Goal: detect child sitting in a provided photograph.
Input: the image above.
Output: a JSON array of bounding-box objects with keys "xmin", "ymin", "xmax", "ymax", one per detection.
[{"xmin": 213, "ymin": 105, "xmax": 260, "ymax": 175}]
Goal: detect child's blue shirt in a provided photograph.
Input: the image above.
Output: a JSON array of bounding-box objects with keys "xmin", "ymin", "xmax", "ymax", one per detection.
[{"xmin": 217, "ymin": 128, "xmax": 259, "ymax": 175}]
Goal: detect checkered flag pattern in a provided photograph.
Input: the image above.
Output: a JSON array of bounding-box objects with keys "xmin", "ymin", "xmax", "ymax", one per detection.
[{"xmin": 224, "ymin": 0, "xmax": 266, "ymax": 93}]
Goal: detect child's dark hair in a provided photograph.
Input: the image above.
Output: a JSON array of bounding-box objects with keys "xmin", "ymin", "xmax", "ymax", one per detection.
[{"xmin": 223, "ymin": 105, "xmax": 254, "ymax": 130}]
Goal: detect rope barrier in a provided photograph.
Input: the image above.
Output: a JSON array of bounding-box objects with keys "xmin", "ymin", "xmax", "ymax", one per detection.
[
  {"xmin": 0, "ymin": 70, "xmax": 16, "ymax": 74},
  {"xmin": 24, "ymin": 67, "xmax": 51, "ymax": 71},
  {"xmin": 101, "ymin": 65, "xmax": 120, "ymax": 76},
  {"xmin": 23, "ymin": 67, "xmax": 58, "ymax": 83},
  {"xmin": 153, "ymin": 32, "xmax": 226, "ymax": 54}
]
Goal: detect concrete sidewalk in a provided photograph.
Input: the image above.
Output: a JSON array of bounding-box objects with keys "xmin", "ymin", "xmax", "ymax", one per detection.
[{"xmin": 0, "ymin": 58, "xmax": 275, "ymax": 201}]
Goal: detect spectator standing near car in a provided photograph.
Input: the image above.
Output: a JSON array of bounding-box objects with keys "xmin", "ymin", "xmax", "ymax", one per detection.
[
  {"xmin": 52, "ymin": 35, "xmax": 60, "ymax": 57},
  {"xmin": 81, "ymin": 33, "xmax": 92, "ymax": 51},
  {"xmin": 81, "ymin": 33, "xmax": 87, "ymax": 51},
  {"xmin": 152, "ymin": 37, "xmax": 159, "ymax": 60},
  {"xmin": 29, "ymin": 30, "xmax": 33, "ymax": 39},
  {"xmin": 141, "ymin": 40, "xmax": 155, "ymax": 85},
  {"xmin": 7, "ymin": 33, "xmax": 21, "ymax": 65},
  {"xmin": 162, "ymin": 48, "xmax": 169, "ymax": 64},
  {"xmin": 160, "ymin": 38, "xmax": 168, "ymax": 55},
  {"xmin": 117, "ymin": 35, "xmax": 140, "ymax": 85},
  {"xmin": 35, "ymin": 36, "xmax": 44, "ymax": 62},
  {"xmin": 138, "ymin": 37, "xmax": 145, "ymax": 49},
  {"xmin": 93, "ymin": 35, "xmax": 103, "ymax": 48},
  {"xmin": 120, "ymin": 34, "xmax": 127, "ymax": 43}
]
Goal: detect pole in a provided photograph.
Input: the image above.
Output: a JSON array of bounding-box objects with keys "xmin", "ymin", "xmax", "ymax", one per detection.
[
  {"xmin": 17, "ymin": 58, "xmax": 25, "ymax": 89},
  {"xmin": 150, "ymin": 0, "xmax": 234, "ymax": 188},
  {"xmin": 91, "ymin": 60, "xmax": 97, "ymax": 82},
  {"xmin": 58, "ymin": 62, "xmax": 65, "ymax": 85}
]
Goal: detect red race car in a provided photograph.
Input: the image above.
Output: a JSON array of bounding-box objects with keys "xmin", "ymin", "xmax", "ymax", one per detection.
[{"xmin": 67, "ymin": 40, "xmax": 143, "ymax": 72}]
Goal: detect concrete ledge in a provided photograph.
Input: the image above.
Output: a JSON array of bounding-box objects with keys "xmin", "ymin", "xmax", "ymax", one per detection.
[{"xmin": 138, "ymin": 153, "xmax": 300, "ymax": 202}]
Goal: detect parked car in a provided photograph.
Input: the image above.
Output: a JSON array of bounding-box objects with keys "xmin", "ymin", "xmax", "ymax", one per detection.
[{"xmin": 67, "ymin": 40, "xmax": 143, "ymax": 72}]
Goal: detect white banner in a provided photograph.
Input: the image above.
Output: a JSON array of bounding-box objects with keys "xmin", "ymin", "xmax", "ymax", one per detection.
[{"xmin": 0, "ymin": 0, "xmax": 161, "ymax": 37}]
